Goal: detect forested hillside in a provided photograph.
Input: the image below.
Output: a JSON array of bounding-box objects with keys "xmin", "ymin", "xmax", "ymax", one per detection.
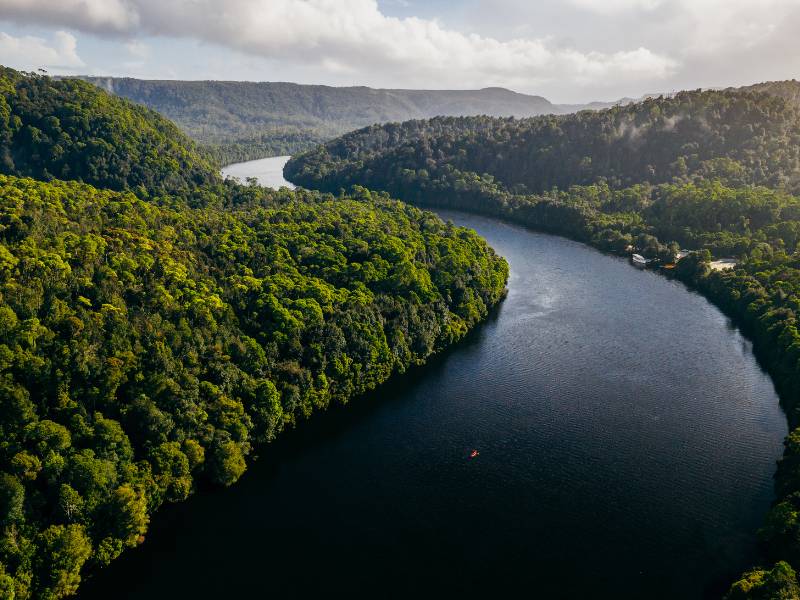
[
  {"xmin": 0, "ymin": 69, "xmax": 218, "ymax": 195},
  {"xmin": 75, "ymin": 76, "xmax": 800, "ymax": 167},
  {"xmin": 735, "ymin": 80, "xmax": 800, "ymax": 109},
  {"xmin": 287, "ymin": 88, "xmax": 800, "ymax": 196},
  {"xmin": 77, "ymin": 77, "xmax": 563, "ymax": 163},
  {"xmin": 286, "ymin": 87, "xmax": 800, "ymax": 598},
  {"xmin": 0, "ymin": 67, "xmax": 508, "ymax": 599}
]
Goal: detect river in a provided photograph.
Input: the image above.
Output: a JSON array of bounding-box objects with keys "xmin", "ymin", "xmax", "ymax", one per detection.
[
  {"xmin": 78, "ymin": 159, "xmax": 787, "ymax": 599},
  {"xmin": 221, "ymin": 155, "xmax": 295, "ymax": 189}
]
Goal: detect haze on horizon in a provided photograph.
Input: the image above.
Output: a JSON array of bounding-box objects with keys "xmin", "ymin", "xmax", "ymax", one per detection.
[{"xmin": 0, "ymin": 0, "xmax": 798, "ymax": 103}]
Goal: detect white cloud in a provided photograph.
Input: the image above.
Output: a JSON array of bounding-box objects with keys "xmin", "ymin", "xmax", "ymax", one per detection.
[
  {"xmin": 124, "ymin": 40, "xmax": 149, "ymax": 59},
  {"xmin": 3, "ymin": 0, "xmax": 796, "ymax": 99},
  {"xmin": 0, "ymin": 0, "xmax": 137, "ymax": 33},
  {"xmin": 667, "ymin": 0, "xmax": 795, "ymax": 55},
  {"xmin": 567, "ymin": 0, "xmax": 664, "ymax": 14},
  {"xmin": 461, "ymin": 0, "xmax": 800, "ymax": 99},
  {"xmin": 0, "ymin": 30, "xmax": 83, "ymax": 70},
  {"xmin": 0, "ymin": 0, "xmax": 678, "ymax": 90}
]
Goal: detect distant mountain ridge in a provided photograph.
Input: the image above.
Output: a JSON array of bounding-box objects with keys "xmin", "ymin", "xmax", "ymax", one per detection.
[
  {"xmin": 75, "ymin": 76, "xmax": 595, "ymax": 163},
  {"xmin": 76, "ymin": 75, "xmax": 800, "ymax": 165},
  {"xmin": 82, "ymin": 77, "xmax": 558, "ymax": 129}
]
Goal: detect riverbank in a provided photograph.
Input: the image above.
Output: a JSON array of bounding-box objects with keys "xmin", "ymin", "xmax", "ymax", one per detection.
[
  {"xmin": 389, "ymin": 194, "xmax": 800, "ymax": 596},
  {"xmin": 285, "ymin": 152, "xmax": 800, "ymax": 594}
]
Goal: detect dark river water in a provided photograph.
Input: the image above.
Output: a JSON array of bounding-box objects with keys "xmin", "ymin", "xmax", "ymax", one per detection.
[{"xmin": 78, "ymin": 163, "xmax": 787, "ymax": 599}]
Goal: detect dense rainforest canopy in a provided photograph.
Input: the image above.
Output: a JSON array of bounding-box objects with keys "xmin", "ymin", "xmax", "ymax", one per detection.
[
  {"xmin": 0, "ymin": 68, "xmax": 219, "ymax": 196},
  {"xmin": 287, "ymin": 85, "xmax": 800, "ymax": 598},
  {"xmin": 0, "ymin": 67, "xmax": 508, "ymax": 599},
  {"xmin": 287, "ymin": 86, "xmax": 800, "ymax": 196}
]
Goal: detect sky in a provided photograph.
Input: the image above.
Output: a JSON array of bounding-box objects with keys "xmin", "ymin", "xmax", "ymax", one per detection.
[{"xmin": 0, "ymin": 0, "xmax": 798, "ymax": 103}]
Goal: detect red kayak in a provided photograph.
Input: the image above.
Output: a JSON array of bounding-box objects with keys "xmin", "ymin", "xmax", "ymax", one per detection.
[{"xmin": 469, "ymin": 449, "xmax": 479, "ymax": 459}]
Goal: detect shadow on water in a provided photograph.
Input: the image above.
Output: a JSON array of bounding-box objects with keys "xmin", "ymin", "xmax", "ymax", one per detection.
[{"xmin": 78, "ymin": 304, "xmax": 506, "ymax": 599}]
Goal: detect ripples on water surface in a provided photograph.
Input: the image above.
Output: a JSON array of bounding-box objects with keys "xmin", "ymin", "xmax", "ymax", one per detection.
[{"xmin": 79, "ymin": 203, "xmax": 787, "ymax": 599}]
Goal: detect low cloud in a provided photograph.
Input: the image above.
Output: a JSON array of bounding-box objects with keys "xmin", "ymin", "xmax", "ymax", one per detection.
[
  {"xmin": 0, "ymin": 0, "xmax": 678, "ymax": 90},
  {"xmin": 0, "ymin": 30, "xmax": 83, "ymax": 70}
]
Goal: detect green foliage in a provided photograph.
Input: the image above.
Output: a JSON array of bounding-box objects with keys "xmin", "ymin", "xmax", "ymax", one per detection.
[
  {"xmin": 33, "ymin": 525, "xmax": 91, "ymax": 600},
  {"xmin": 287, "ymin": 87, "xmax": 800, "ymax": 195},
  {"xmin": 737, "ymin": 80, "xmax": 800, "ymax": 110},
  {"xmin": 208, "ymin": 438, "xmax": 247, "ymax": 487},
  {"xmin": 0, "ymin": 66, "xmax": 509, "ymax": 599},
  {"xmin": 726, "ymin": 562, "xmax": 800, "ymax": 599},
  {"xmin": 76, "ymin": 77, "xmax": 560, "ymax": 164},
  {"xmin": 0, "ymin": 473, "xmax": 24, "ymax": 526},
  {"xmin": 0, "ymin": 564, "xmax": 14, "ymax": 600},
  {"xmin": 0, "ymin": 67, "xmax": 218, "ymax": 194},
  {"xmin": 102, "ymin": 486, "xmax": 148, "ymax": 548},
  {"xmin": 0, "ymin": 174, "xmax": 506, "ymax": 597},
  {"xmin": 205, "ymin": 130, "xmax": 330, "ymax": 166}
]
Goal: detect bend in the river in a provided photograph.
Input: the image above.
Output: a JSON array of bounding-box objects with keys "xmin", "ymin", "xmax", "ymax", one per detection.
[
  {"xmin": 221, "ymin": 156, "xmax": 296, "ymax": 189},
  {"xmin": 78, "ymin": 158, "xmax": 786, "ymax": 600}
]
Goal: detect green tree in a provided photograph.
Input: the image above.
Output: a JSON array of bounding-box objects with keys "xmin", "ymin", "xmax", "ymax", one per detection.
[
  {"xmin": 103, "ymin": 486, "xmax": 148, "ymax": 547},
  {"xmin": 56, "ymin": 484, "xmax": 83, "ymax": 524},
  {"xmin": 0, "ymin": 473, "xmax": 24, "ymax": 526},
  {"xmin": 0, "ymin": 563, "xmax": 14, "ymax": 600},
  {"xmin": 34, "ymin": 525, "xmax": 92, "ymax": 600},
  {"xmin": 149, "ymin": 443, "xmax": 192, "ymax": 503},
  {"xmin": 208, "ymin": 438, "xmax": 247, "ymax": 487},
  {"xmin": 726, "ymin": 561, "xmax": 800, "ymax": 599}
]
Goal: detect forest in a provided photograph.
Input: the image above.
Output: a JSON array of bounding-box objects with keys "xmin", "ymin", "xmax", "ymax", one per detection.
[
  {"xmin": 0, "ymin": 68, "xmax": 218, "ymax": 196},
  {"xmin": 75, "ymin": 77, "xmax": 581, "ymax": 163},
  {"xmin": 287, "ymin": 86, "xmax": 800, "ymax": 195},
  {"xmin": 286, "ymin": 85, "xmax": 800, "ymax": 598},
  {"xmin": 72, "ymin": 75, "xmax": 800, "ymax": 167},
  {"xmin": 0, "ymin": 67, "xmax": 508, "ymax": 599}
]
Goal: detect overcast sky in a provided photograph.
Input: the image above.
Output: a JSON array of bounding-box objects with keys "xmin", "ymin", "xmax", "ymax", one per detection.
[{"xmin": 0, "ymin": 0, "xmax": 798, "ymax": 102}]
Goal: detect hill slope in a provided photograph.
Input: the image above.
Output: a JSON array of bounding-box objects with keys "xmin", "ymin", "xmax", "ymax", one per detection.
[
  {"xmin": 734, "ymin": 79, "xmax": 800, "ymax": 108},
  {"xmin": 286, "ymin": 87, "xmax": 800, "ymax": 195},
  {"xmin": 1, "ymin": 68, "xmax": 218, "ymax": 195},
  {"xmin": 75, "ymin": 76, "xmax": 800, "ymax": 166},
  {"xmin": 77, "ymin": 77, "xmax": 562, "ymax": 162}
]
